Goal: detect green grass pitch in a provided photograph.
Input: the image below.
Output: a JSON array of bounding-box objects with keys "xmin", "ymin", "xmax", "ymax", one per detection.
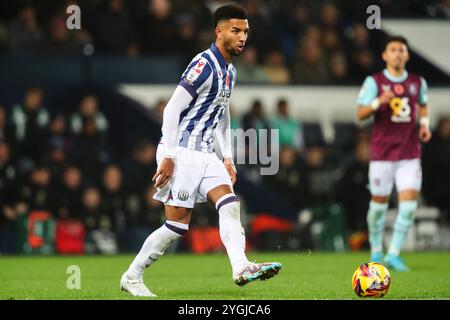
[{"xmin": 1, "ymin": 252, "xmax": 449, "ymax": 300}]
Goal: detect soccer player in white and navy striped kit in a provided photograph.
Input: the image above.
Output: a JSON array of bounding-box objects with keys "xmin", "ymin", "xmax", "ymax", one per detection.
[{"xmin": 120, "ymin": 4, "xmax": 281, "ymax": 297}]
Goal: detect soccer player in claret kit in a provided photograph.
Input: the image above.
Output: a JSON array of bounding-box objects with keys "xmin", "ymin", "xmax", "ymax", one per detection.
[
  {"xmin": 120, "ymin": 4, "xmax": 281, "ymax": 297},
  {"xmin": 357, "ymin": 36, "xmax": 432, "ymax": 272}
]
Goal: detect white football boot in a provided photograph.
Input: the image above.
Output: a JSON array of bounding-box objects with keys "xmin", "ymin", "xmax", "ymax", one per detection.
[{"xmin": 120, "ymin": 272, "xmax": 157, "ymax": 297}]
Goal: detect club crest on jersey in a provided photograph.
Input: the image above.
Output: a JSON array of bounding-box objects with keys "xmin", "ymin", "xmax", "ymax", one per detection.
[
  {"xmin": 186, "ymin": 59, "xmax": 207, "ymax": 84},
  {"xmin": 382, "ymin": 84, "xmax": 391, "ymax": 92},
  {"xmin": 177, "ymin": 190, "xmax": 189, "ymax": 201},
  {"xmin": 409, "ymin": 84, "xmax": 417, "ymax": 96}
]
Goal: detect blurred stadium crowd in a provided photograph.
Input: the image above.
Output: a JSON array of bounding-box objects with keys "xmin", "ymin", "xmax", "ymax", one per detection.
[
  {"xmin": 1, "ymin": 86, "xmax": 450, "ymax": 254},
  {"xmin": 1, "ymin": 0, "xmax": 450, "ymax": 255},
  {"xmin": 0, "ymin": 88, "xmax": 164, "ymax": 254},
  {"xmin": 1, "ymin": 0, "xmax": 449, "ymax": 84}
]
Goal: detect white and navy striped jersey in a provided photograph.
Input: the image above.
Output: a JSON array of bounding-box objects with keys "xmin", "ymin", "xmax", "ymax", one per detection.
[{"xmin": 172, "ymin": 43, "xmax": 236, "ymax": 153}]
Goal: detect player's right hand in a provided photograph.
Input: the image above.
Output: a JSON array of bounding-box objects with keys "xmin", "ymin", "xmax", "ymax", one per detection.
[
  {"xmin": 379, "ymin": 90, "xmax": 395, "ymax": 105},
  {"xmin": 224, "ymin": 157, "xmax": 237, "ymax": 185},
  {"xmin": 419, "ymin": 125, "xmax": 432, "ymax": 143},
  {"xmin": 152, "ymin": 157, "xmax": 174, "ymax": 188}
]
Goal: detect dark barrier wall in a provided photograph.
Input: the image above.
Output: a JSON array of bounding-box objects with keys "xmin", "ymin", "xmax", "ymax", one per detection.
[{"xmin": 0, "ymin": 55, "xmax": 183, "ymax": 106}]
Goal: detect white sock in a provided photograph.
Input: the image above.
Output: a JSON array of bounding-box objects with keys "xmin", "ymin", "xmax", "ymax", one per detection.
[
  {"xmin": 216, "ymin": 194, "xmax": 250, "ymax": 275},
  {"xmin": 127, "ymin": 220, "xmax": 188, "ymax": 278}
]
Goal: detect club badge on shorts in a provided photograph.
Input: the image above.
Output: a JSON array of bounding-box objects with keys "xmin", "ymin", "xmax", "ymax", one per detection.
[{"xmin": 177, "ymin": 190, "xmax": 190, "ymax": 201}]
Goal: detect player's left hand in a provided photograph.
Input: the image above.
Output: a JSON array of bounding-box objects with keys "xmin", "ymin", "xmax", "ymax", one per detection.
[
  {"xmin": 224, "ymin": 158, "xmax": 237, "ymax": 185},
  {"xmin": 419, "ymin": 125, "xmax": 432, "ymax": 143}
]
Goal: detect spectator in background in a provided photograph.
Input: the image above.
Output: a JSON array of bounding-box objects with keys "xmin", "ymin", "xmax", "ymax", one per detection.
[
  {"xmin": 8, "ymin": 5, "xmax": 43, "ymax": 55},
  {"xmin": 346, "ymin": 23, "xmax": 376, "ymax": 81},
  {"xmin": 101, "ymin": 164, "xmax": 127, "ymax": 234},
  {"xmin": 0, "ymin": 106, "xmax": 13, "ymax": 144},
  {"xmin": 336, "ymin": 139, "xmax": 371, "ymax": 235},
  {"xmin": 234, "ymin": 46, "xmax": 269, "ymax": 84},
  {"xmin": 49, "ymin": 113, "xmax": 67, "ymax": 139},
  {"xmin": 262, "ymin": 50, "xmax": 291, "ymax": 84},
  {"xmin": 10, "ymin": 86, "xmax": 50, "ymax": 165},
  {"xmin": 45, "ymin": 138, "xmax": 69, "ymax": 182},
  {"xmin": 422, "ymin": 116, "xmax": 450, "ymax": 222},
  {"xmin": 321, "ymin": 27, "xmax": 348, "ymax": 82},
  {"xmin": 303, "ymin": 144, "xmax": 336, "ymax": 207},
  {"xmin": 121, "ymin": 139, "xmax": 156, "ymax": 194},
  {"xmin": 0, "ymin": 140, "xmax": 18, "ymax": 201},
  {"xmin": 189, "ymin": 1, "xmax": 216, "ymax": 51},
  {"xmin": 82, "ymin": 186, "xmax": 119, "ymax": 254},
  {"xmin": 70, "ymin": 95, "xmax": 108, "ymax": 136},
  {"xmin": 0, "ymin": 140, "xmax": 19, "ymax": 253},
  {"xmin": 72, "ymin": 118, "xmax": 110, "ymax": 183},
  {"xmin": 43, "ymin": 14, "xmax": 80, "ymax": 55},
  {"xmin": 123, "ymin": 186, "xmax": 164, "ymax": 252},
  {"xmin": 140, "ymin": 186, "xmax": 165, "ymax": 230},
  {"xmin": 270, "ymin": 99, "xmax": 304, "ymax": 152},
  {"xmin": 242, "ymin": 0, "xmax": 276, "ymax": 55},
  {"xmin": 319, "ymin": 2, "xmax": 340, "ymax": 30},
  {"xmin": 263, "ymin": 145, "xmax": 307, "ymax": 210},
  {"xmin": 19, "ymin": 165, "xmax": 54, "ymax": 213},
  {"xmin": 293, "ymin": 37, "xmax": 329, "ymax": 84},
  {"xmin": 242, "ymin": 99, "xmax": 270, "ymax": 133},
  {"xmin": 92, "ymin": 0, "xmax": 138, "ymax": 56},
  {"xmin": 328, "ymin": 51, "xmax": 351, "ymax": 83},
  {"xmin": 321, "ymin": 28, "xmax": 341, "ymax": 58},
  {"xmin": 40, "ymin": 1, "xmax": 94, "ymax": 53},
  {"xmin": 348, "ymin": 23, "xmax": 371, "ymax": 51},
  {"xmin": 0, "ymin": 141, "xmax": 17, "ymax": 206},
  {"xmin": 137, "ymin": 0, "xmax": 178, "ymax": 55},
  {"xmin": 276, "ymin": 2, "xmax": 310, "ymax": 61},
  {"xmin": 350, "ymin": 48, "xmax": 376, "ymax": 82},
  {"xmin": 44, "ymin": 113, "xmax": 72, "ymax": 182},
  {"xmin": 83, "ymin": 187, "xmax": 108, "ymax": 232},
  {"xmin": 226, "ymin": 105, "xmax": 244, "ymax": 162},
  {"xmin": 54, "ymin": 165, "xmax": 83, "ymax": 219},
  {"xmin": 48, "ymin": 113, "xmax": 72, "ymax": 151},
  {"xmin": 301, "ymin": 24, "xmax": 321, "ymax": 45},
  {"xmin": 175, "ymin": 14, "xmax": 199, "ymax": 65},
  {"xmin": 241, "ymin": 100, "xmax": 271, "ymax": 168},
  {"xmin": 428, "ymin": 0, "xmax": 450, "ymax": 19}
]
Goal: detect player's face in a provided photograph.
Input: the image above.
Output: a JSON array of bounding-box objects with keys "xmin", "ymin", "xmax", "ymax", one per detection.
[
  {"xmin": 382, "ymin": 42, "xmax": 409, "ymax": 70},
  {"xmin": 217, "ymin": 19, "xmax": 249, "ymax": 57}
]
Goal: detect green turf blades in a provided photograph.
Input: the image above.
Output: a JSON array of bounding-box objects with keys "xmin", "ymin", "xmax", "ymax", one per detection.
[{"xmin": 0, "ymin": 252, "xmax": 449, "ymax": 299}]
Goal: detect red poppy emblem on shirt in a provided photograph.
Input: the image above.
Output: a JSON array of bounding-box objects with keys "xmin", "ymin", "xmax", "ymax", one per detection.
[{"xmin": 394, "ymin": 84, "xmax": 404, "ymax": 95}]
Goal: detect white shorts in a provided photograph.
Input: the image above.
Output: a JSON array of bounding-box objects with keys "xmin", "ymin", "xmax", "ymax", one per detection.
[
  {"xmin": 369, "ymin": 159, "xmax": 422, "ymax": 196},
  {"xmin": 153, "ymin": 144, "xmax": 232, "ymax": 208}
]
